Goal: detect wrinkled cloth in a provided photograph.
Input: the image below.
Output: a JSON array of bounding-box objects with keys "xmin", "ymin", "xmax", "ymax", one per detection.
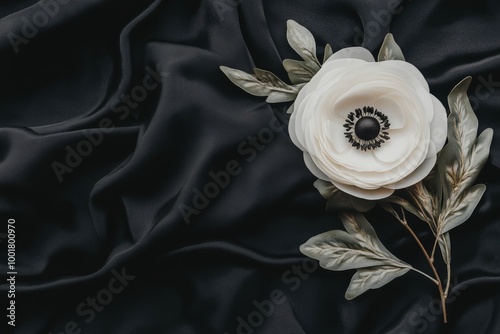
[{"xmin": 0, "ymin": 0, "xmax": 499, "ymax": 333}]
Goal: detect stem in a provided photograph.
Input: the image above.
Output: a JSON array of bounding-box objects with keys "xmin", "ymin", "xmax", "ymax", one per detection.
[
  {"xmin": 402, "ymin": 221, "xmax": 447, "ymax": 322},
  {"xmin": 444, "ymin": 262, "xmax": 451, "ymax": 298},
  {"xmin": 384, "ymin": 204, "xmax": 448, "ymax": 323},
  {"xmin": 410, "ymin": 267, "xmax": 439, "ymax": 285}
]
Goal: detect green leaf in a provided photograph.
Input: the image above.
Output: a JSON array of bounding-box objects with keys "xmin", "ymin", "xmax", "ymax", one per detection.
[
  {"xmin": 220, "ymin": 66, "xmax": 301, "ymax": 103},
  {"xmin": 345, "ymin": 266, "xmax": 411, "ymax": 300},
  {"xmin": 253, "ymin": 68, "xmax": 290, "ymax": 89},
  {"xmin": 437, "ymin": 140, "xmax": 461, "ymax": 201},
  {"xmin": 220, "ymin": 66, "xmax": 271, "ymax": 96},
  {"xmin": 436, "ymin": 77, "xmax": 493, "ymax": 235},
  {"xmin": 440, "ymin": 184, "xmax": 486, "ymax": 234},
  {"xmin": 286, "ymin": 20, "xmax": 321, "ymax": 68},
  {"xmin": 314, "ymin": 179, "xmax": 375, "ymax": 213},
  {"xmin": 282, "ymin": 59, "xmax": 316, "ymax": 84},
  {"xmin": 323, "ymin": 43, "xmax": 333, "ymax": 63},
  {"xmin": 438, "ymin": 232, "xmax": 451, "ymax": 265},
  {"xmin": 377, "ymin": 33, "xmax": 405, "ymax": 61},
  {"xmin": 338, "ymin": 212, "xmax": 398, "ymax": 258},
  {"xmin": 383, "ymin": 196, "xmax": 427, "ymax": 222},
  {"xmin": 266, "ymin": 91, "xmax": 297, "ymax": 103},
  {"xmin": 300, "ymin": 212, "xmax": 411, "ymax": 299},
  {"xmin": 300, "ymin": 212, "xmax": 409, "ymax": 271},
  {"xmin": 300, "ymin": 230, "xmax": 398, "ymax": 271},
  {"xmin": 438, "ymin": 77, "xmax": 480, "ymax": 200},
  {"xmin": 466, "ymin": 128, "xmax": 494, "ymax": 188},
  {"xmin": 447, "ymin": 77, "xmax": 479, "ymax": 153},
  {"xmin": 439, "ymin": 128, "xmax": 493, "ymax": 201}
]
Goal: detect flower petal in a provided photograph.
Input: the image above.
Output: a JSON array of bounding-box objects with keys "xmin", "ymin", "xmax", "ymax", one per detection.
[
  {"xmin": 325, "ymin": 120, "xmax": 350, "ymax": 153},
  {"xmin": 429, "ymin": 95, "xmax": 447, "ymax": 152},
  {"xmin": 325, "ymin": 47, "xmax": 375, "ymax": 63},
  {"xmin": 303, "ymin": 152, "xmax": 329, "ymax": 180},
  {"xmin": 373, "ymin": 128, "xmax": 415, "ymax": 163},
  {"xmin": 377, "ymin": 60, "xmax": 429, "ymax": 92},
  {"xmin": 332, "ymin": 181, "xmax": 394, "ymax": 200},
  {"xmin": 385, "ymin": 146, "xmax": 437, "ymax": 189}
]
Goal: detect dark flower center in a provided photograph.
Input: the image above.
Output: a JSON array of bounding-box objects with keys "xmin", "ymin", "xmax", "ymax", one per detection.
[
  {"xmin": 343, "ymin": 106, "xmax": 391, "ymax": 151},
  {"xmin": 354, "ymin": 117, "xmax": 380, "ymax": 140}
]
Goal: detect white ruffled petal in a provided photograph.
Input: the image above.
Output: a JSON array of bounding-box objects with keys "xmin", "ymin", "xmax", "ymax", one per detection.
[
  {"xmin": 332, "ymin": 181, "xmax": 394, "ymax": 200},
  {"xmin": 325, "ymin": 47, "xmax": 375, "ymax": 63},
  {"xmin": 373, "ymin": 129, "xmax": 416, "ymax": 164},
  {"xmin": 377, "ymin": 60, "xmax": 429, "ymax": 92},
  {"xmin": 324, "ymin": 120, "xmax": 350, "ymax": 153},
  {"xmin": 429, "ymin": 95, "xmax": 448, "ymax": 152},
  {"xmin": 303, "ymin": 152, "xmax": 330, "ymax": 180},
  {"xmin": 385, "ymin": 146, "xmax": 437, "ymax": 189}
]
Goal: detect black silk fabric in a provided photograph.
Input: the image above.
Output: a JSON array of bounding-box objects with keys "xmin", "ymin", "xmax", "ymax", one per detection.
[{"xmin": 1, "ymin": 0, "xmax": 500, "ymax": 333}]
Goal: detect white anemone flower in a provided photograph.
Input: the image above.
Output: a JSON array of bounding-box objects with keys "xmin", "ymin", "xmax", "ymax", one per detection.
[{"xmin": 289, "ymin": 47, "xmax": 447, "ymax": 200}]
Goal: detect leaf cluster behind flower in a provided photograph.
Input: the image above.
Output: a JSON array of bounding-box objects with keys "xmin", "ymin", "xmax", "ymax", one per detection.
[{"xmin": 220, "ymin": 20, "xmax": 334, "ymax": 105}]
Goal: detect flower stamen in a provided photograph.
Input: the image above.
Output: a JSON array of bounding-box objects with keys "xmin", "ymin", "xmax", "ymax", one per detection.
[{"xmin": 344, "ymin": 106, "xmax": 391, "ymax": 151}]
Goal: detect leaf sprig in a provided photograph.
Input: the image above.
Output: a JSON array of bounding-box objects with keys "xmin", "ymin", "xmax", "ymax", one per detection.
[
  {"xmin": 300, "ymin": 212, "xmax": 412, "ymax": 300},
  {"xmin": 220, "ymin": 20, "xmax": 333, "ymax": 103}
]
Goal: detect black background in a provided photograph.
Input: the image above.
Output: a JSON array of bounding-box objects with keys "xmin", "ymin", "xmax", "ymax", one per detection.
[{"xmin": 1, "ymin": 0, "xmax": 500, "ymax": 333}]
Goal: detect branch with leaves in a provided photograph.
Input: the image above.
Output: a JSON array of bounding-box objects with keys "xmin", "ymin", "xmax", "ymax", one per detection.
[{"xmin": 307, "ymin": 76, "xmax": 492, "ymax": 323}]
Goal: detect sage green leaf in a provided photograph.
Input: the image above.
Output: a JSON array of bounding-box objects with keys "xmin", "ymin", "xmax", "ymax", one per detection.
[
  {"xmin": 253, "ymin": 68, "xmax": 302, "ymax": 102},
  {"xmin": 286, "ymin": 20, "xmax": 321, "ymax": 67},
  {"xmin": 438, "ymin": 232, "xmax": 451, "ymax": 265},
  {"xmin": 286, "ymin": 102, "xmax": 295, "ymax": 114},
  {"xmin": 377, "ymin": 33, "xmax": 405, "ymax": 61},
  {"xmin": 406, "ymin": 181, "xmax": 441, "ymax": 229},
  {"xmin": 300, "ymin": 212, "xmax": 411, "ymax": 299},
  {"xmin": 220, "ymin": 66, "xmax": 271, "ymax": 96},
  {"xmin": 438, "ymin": 77, "xmax": 487, "ymax": 201},
  {"xmin": 338, "ymin": 212, "xmax": 398, "ymax": 258},
  {"xmin": 345, "ymin": 266, "xmax": 411, "ymax": 300},
  {"xmin": 447, "ymin": 77, "xmax": 478, "ymax": 152},
  {"xmin": 283, "ymin": 59, "xmax": 316, "ymax": 84},
  {"xmin": 300, "ymin": 230, "xmax": 396, "ymax": 271},
  {"xmin": 465, "ymin": 128, "xmax": 494, "ymax": 188},
  {"xmin": 300, "ymin": 212, "xmax": 409, "ymax": 270},
  {"xmin": 323, "ymin": 43, "xmax": 333, "ymax": 63},
  {"xmin": 439, "ymin": 128, "xmax": 493, "ymax": 201},
  {"xmin": 440, "ymin": 184, "xmax": 486, "ymax": 235},
  {"xmin": 436, "ymin": 77, "xmax": 493, "ymax": 236},
  {"xmin": 383, "ymin": 196, "xmax": 427, "ymax": 222},
  {"xmin": 313, "ymin": 179, "xmax": 375, "ymax": 212},
  {"xmin": 437, "ymin": 140, "xmax": 460, "ymax": 201},
  {"xmin": 266, "ymin": 91, "xmax": 297, "ymax": 103},
  {"xmin": 253, "ymin": 68, "xmax": 290, "ymax": 89},
  {"xmin": 220, "ymin": 66, "xmax": 301, "ymax": 103}
]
